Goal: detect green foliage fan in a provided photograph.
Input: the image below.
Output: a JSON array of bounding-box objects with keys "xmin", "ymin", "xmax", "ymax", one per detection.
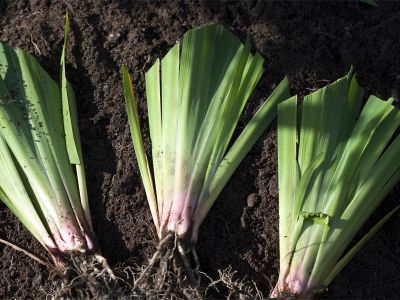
[
  {"xmin": 272, "ymin": 69, "xmax": 400, "ymax": 297},
  {"xmin": 123, "ymin": 24, "xmax": 290, "ymax": 246},
  {"xmin": 0, "ymin": 15, "xmax": 107, "ymax": 271}
]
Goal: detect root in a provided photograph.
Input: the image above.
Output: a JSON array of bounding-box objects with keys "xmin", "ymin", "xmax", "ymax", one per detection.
[
  {"xmin": 206, "ymin": 266, "xmax": 263, "ymax": 300},
  {"xmin": 132, "ymin": 233, "xmax": 203, "ymax": 299},
  {"xmin": 51, "ymin": 252, "xmax": 127, "ymax": 299},
  {"xmin": 0, "ymin": 238, "xmax": 53, "ymax": 270}
]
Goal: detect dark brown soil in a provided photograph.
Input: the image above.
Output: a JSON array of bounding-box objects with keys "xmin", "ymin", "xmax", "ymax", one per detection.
[{"xmin": 0, "ymin": 0, "xmax": 399, "ymax": 299}]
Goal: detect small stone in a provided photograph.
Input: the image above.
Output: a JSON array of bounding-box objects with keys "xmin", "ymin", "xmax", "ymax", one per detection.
[
  {"xmin": 247, "ymin": 193, "xmax": 259, "ymax": 208},
  {"xmin": 105, "ymin": 32, "xmax": 122, "ymax": 48},
  {"xmin": 240, "ymin": 208, "xmax": 250, "ymax": 230},
  {"xmin": 240, "ymin": 213, "xmax": 248, "ymax": 229}
]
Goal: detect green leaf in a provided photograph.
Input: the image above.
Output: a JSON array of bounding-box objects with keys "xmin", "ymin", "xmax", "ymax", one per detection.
[
  {"xmin": 124, "ymin": 24, "xmax": 290, "ymax": 239},
  {"xmin": 0, "ymin": 15, "xmax": 95, "ymax": 255},
  {"xmin": 61, "ymin": 13, "xmax": 82, "ymax": 165},
  {"xmin": 293, "ymin": 152, "xmax": 325, "ymax": 222},
  {"xmin": 197, "ymin": 77, "xmax": 291, "ymax": 226},
  {"xmin": 145, "ymin": 59, "xmax": 164, "ymax": 219},
  {"xmin": 60, "ymin": 13, "xmax": 92, "ymax": 230},
  {"xmin": 324, "ymin": 205, "xmax": 400, "ymax": 286},
  {"xmin": 122, "ymin": 66, "xmax": 159, "ymax": 230},
  {"xmin": 276, "ymin": 95, "xmax": 298, "ymax": 274},
  {"xmin": 0, "ymin": 136, "xmax": 52, "ymax": 249},
  {"xmin": 275, "ymin": 69, "xmax": 400, "ymax": 297}
]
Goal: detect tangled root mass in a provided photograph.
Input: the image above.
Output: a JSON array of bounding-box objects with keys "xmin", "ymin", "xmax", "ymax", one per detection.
[
  {"xmin": 131, "ymin": 233, "xmax": 203, "ymax": 299},
  {"xmin": 51, "ymin": 253, "xmax": 126, "ymax": 299}
]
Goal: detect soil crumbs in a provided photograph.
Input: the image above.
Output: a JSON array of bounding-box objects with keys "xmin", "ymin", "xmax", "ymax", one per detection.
[{"xmin": 0, "ymin": 0, "xmax": 400, "ymax": 299}]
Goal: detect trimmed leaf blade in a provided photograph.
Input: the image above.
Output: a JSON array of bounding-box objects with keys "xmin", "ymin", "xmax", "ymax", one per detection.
[
  {"xmin": 122, "ymin": 66, "xmax": 159, "ymax": 230},
  {"xmin": 123, "ymin": 24, "xmax": 291, "ymax": 242},
  {"xmin": 273, "ymin": 69, "xmax": 400, "ymax": 298}
]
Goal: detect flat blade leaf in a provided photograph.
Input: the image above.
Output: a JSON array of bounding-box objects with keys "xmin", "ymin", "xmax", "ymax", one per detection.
[{"xmin": 122, "ymin": 66, "xmax": 159, "ymax": 230}]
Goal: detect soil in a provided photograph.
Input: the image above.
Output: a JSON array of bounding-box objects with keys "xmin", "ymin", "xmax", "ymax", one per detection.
[{"xmin": 0, "ymin": 0, "xmax": 399, "ymax": 299}]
